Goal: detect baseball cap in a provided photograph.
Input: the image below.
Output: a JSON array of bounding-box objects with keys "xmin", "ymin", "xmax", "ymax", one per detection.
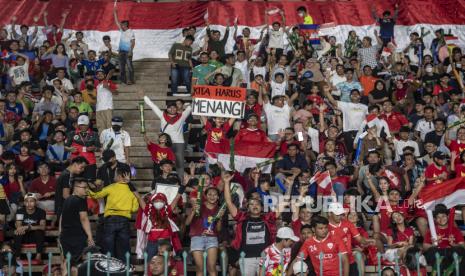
[
  {"xmin": 399, "ymin": 126, "xmax": 410, "ymax": 133},
  {"xmin": 24, "ymin": 193, "xmax": 37, "ymax": 201},
  {"xmin": 433, "ymin": 151, "xmax": 446, "ymax": 159},
  {"xmin": 276, "ymin": 227, "xmax": 300, "ymax": 242},
  {"xmin": 293, "ymin": 261, "xmax": 308, "ymax": 274},
  {"xmin": 77, "ymin": 115, "xmax": 90, "ymax": 125},
  {"xmin": 328, "ymin": 202, "xmax": 345, "ymax": 215},
  {"xmin": 111, "ymin": 116, "xmax": 123, "ymax": 126}
]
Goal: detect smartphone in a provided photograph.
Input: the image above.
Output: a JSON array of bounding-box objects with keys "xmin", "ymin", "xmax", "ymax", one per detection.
[{"xmin": 297, "ymin": 131, "xmax": 304, "ymax": 142}]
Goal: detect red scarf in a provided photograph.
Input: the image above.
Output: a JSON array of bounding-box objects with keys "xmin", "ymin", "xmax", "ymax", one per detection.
[{"xmin": 163, "ymin": 112, "xmax": 182, "ymax": 125}]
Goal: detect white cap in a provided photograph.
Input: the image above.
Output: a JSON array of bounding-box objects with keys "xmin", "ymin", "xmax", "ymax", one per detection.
[
  {"xmin": 276, "ymin": 227, "xmax": 299, "ymax": 242},
  {"xmin": 293, "ymin": 261, "xmax": 308, "ymax": 273},
  {"xmin": 77, "ymin": 115, "xmax": 90, "ymax": 125},
  {"xmin": 328, "ymin": 202, "xmax": 345, "ymax": 215}
]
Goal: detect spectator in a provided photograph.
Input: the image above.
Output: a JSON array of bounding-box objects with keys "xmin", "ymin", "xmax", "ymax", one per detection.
[
  {"xmin": 28, "ymin": 162, "xmax": 56, "ymax": 212},
  {"xmin": 139, "ymin": 89, "xmax": 192, "ymax": 179},
  {"xmin": 206, "ymin": 20, "xmax": 230, "ymax": 59},
  {"xmin": 113, "ymin": 6, "xmax": 135, "ymax": 85},
  {"xmin": 371, "ymin": 4, "xmax": 399, "ymax": 45},
  {"xmin": 335, "ymin": 68, "xmax": 363, "ymax": 103},
  {"xmin": 66, "ymin": 115, "xmax": 100, "ymax": 181},
  {"xmin": 42, "ymin": 11, "xmax": 68, "ymax": 47},
  {"xmin": 13, "ymin": 193, "xmax": 46, "ymax": 261},
  {"xmin": 88, "ymin": 164, "xmax": 139, "ymax": 261},
  {"xmin": 46, "ymin": 130, "xmax": 70, "ymax": 173},
  {"xmin": 263, "ymin": 93, "xmax": 299, "ymax": 142},
  {"xmin": 357, "ymin": 31, "xmax": 383, "ymax": 70},
  {"xmin": 169, "ymin": 35, "xmax": 194, "ymax": 97},
  {"xmin": 100, "ymin": 116, "xmax": 131, "ymax": 164},
  {"xmin": 95, "ymin": 69, "xmax": 118, "ymax": 134}
]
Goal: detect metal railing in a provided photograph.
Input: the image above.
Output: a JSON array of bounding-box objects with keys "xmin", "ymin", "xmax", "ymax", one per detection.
[{"xmin": 6, "ymin": 250, "xmax": 462, "ymax": 275}]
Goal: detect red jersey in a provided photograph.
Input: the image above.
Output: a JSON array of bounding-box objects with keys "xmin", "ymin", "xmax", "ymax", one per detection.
[
  {"xmin": 385, "ymin": 226, "xmax": 415, "ymax": 243},
  {"xmin": 424, "ymin": 225, "xmax": 465, "ymax": 248},
  {"xmin": 433, "ymin": 84, "xmax": 453, "ymax": 96},
  {"xmin": 298, "ymin": 234, "xmax": 348, "ymax": 276},
  {"xmin": 380, "ymin": 112, "xmax": 409, "ymax": 133},
  {"xmin": 399, "ymin": 266, "xmax": 427, "ymax": 276},
  {"xmin": 378, "ymin": 201, "xmax": 410, "ymax": 233},
  {"xmin": 189, "ymin": 204, "xmax": 219, "ymax": 237},
  {"xmin": 147, "ymin": 143, "xmax": 176, "ymax": 164},
  {"xmin": 424, "ymin": 163, "xmax": 449, "ymax": 185},
  {"xmin": 456, "ymin": 164, "xmax": 465, "ymax": 177},
  {"xmin": 258, "ymin": 244, "xmax": 292, "ymax": 276},
  {"xmin": 28, "ymin": 176, "xmax": 57, "ymax": 197},
  {"xmin": 45, "ymin": 30, "xmax": 63, "ymax": 46},
  {"xmin": 204, "ymin": 121, "xmax": 231, "ymax": 154},
  {"xmin": 328, "ymin": 220, "xmax": 360, "ymax": 264},
  {"xmin": 352, "ymin": 226, "xmax": 369, "ymax": 248},
  {"xmin": 448, "ymin": 140, "xmax": 465, "ymax": 164},
  {"xmin": 242, "ymin": 104, "xmax": 263, "ymax": 129},
  {"xmin": 235, "ymin": 128, "xmax": 268, "ymax": 144}
]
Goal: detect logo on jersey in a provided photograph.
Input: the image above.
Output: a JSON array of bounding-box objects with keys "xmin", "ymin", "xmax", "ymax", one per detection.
[{"xmin": 327, "ymin": 242, "xmax": 333, "ymax": 249}]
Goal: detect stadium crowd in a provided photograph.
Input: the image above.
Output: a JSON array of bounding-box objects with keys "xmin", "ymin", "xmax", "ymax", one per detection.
[{"xmin": 0, "ymin": 2, "xmax": 464, "ymax": 276}]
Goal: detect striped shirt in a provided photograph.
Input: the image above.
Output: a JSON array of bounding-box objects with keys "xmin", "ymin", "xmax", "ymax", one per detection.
[{"xmin": 358, "ymin": 44, "xmax": 381, "ymax": 69}]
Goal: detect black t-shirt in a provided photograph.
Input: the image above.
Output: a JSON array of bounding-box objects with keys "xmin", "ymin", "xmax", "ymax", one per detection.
[
  {"xmin": 424, "ymin": 131, "xmax": 444, "ymax": 147},
  {"xmin": 240, "ymin": 216, "xmax": 270, "ymax": 258},
  {"xmin": 102, "ymin": 62, "xmax": 116, "ymax": 77},
  {"xmin": 96, "ymin": 162, "xmax": 123, "ymax": 187},
  {"xmin": 16, "ymin": 207, "xmax": 45, "ymax": 227},
  {"xmin": 55, "ymin": 169, "xmax": 72, "ymax": 217},
  {"xmin": 370, "ymin": 89, "xmax": 389, "ymax": 101},
  {"xmin": 60, "ymin": 195, "xmax": 88, "ymax": 239}
]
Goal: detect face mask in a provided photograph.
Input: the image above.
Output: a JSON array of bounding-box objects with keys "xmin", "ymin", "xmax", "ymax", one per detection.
[
  {"xmin": 86, "ymin": 85, "xmax": 94, "ymax": 90},
  {"xmin": 112, "ymin": 126, "xmax": 122, "ymax": 132},
  {"xmin": 154, "ymin": 202, "xmax": 165, "ymax": 210},
  {"xmin": 298, "ymin": 12, "xmax": 304, "ymax": 18},
  {"xmin": 425, "ymin": 67, "xmax": 433, "ymax": 73}
]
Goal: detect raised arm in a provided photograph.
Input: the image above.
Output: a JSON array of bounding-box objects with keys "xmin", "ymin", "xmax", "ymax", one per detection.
[
  {"xmin": 43, "ymin": 11, "xmax": 49, "ymax": 28},
  {"xmin": 113, "ymin": 6, "xmax": 122, "ymax": 30},
  {"xmin": 393, "ymin": 3, "xmax": 399, "ymax": 21},
  {"xmin": 10, "ymin": 16, "xmax": 19, "ymax": 39},
  {"xmin": 371, "ymin": 5, "xmax": 379, "ymax": 22},
  {"xmin": 323, "ymin": 84, "xmax": 338, "ymax": 108},
  {"xmin": 31, "ymin": 16, "xmax": 39, "ymax": 39},
  {"xmin": 59, "ymin": 11, "xmax": 69, "ymax": 34},
  {"xmin": 137, "ymin": 89, "xmax": 164, "ymax": 119},
  {"xmin": 222, "ymin": 172, "xmax": 238, "ymax": 218}
]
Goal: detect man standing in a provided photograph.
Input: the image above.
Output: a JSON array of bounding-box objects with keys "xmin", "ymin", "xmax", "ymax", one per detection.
[
  {"xmin": 168, "ymin": 35, "xmax": 194, "ymax": 96},
  {"xmin": 113, "ymin": 6, "xmax": 135, "ymax": 85},
  {"xmin": 100, "ymin": 116, "xmax": 131, "ymax": 164},
  {"xmin": 138, "ymin": 89, "xmax": 192, "ymax": 179},
  {"xmin": 292, "ymin": 215, "xmax": 349, "ymax": 276},
  {"xmin": 54, "ymin": 157, "xmax": 88, "ymax": 220},
  {"xmin": 192, "ymin": 52, "xmax": 216, "ymax": 85},
  {"xmin": 60, "ymin": 177, "xmax": 94, "ymax": 275},
  {"xmin": 88, "ymin": 164, "xmax": 139, "ymax": 261},
  {"xmin": 95, "ymin": 69, "xmax": 118, "ymax": 134},
  {"xmin": 66, "ymin": 115, "xmax": 101, "ymax": 181}
]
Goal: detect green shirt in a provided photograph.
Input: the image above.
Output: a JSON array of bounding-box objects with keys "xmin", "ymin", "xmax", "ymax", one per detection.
[
  {"xmin": 208, "ymin": 60, "xmax": 223, "ymax": 69},
  {"xmin": 192, "ymin": 64, "xmax": 216, "ymax": 85},
  {"xmin": 68, "ymin": 102, "xmax": 93, "ymax": 115}
]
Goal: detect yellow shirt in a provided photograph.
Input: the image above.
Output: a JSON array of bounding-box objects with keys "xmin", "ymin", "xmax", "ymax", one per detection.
[
  {"xmin": 88, "ymin": 182, "xmax": 139, "ymax": 218},
  {"xmin": 304, "ymin": 15, "xmax": 314, "ymax": 24}
]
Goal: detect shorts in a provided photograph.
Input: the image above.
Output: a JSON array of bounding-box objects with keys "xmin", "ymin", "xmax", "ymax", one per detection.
[
  {"xmin": 190, "ymin": 236, "xmax": 218, "ymax": 252},
  {"xmin": 60, "ymin": 236, "xmax": 87, "ymax": 265}
]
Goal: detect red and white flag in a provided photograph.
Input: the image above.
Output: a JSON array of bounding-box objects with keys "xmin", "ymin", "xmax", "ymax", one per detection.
[
  {"xmin": 217, "ymin": 141, "xmax": 276, "ymax": 173},
  {"xmin": 418, "ymin": 177, "xmax": 465, "ymax": 210},
  {"xmin": 267, "ymin": 7, "xmax": 281, "ymax": 15},
  {"xmin": 445, "ymin": 35, "xmax": 459, "ymax": 45},
  {"xmin": 382, "ymin": 169, "xmax": 400, "ymax": 188},
  {"xmin": 366, "ymin": 113, "xmax": 380, "ymax": 128},
  {"xmin": 310, "ymin": 171, "xmax": 332, "ymax": 189}
]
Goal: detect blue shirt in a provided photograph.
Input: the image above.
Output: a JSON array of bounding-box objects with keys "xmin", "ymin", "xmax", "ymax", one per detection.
[
  {"xmin": 5, "ymin": 103, "xmax": 23, "ymax": 117},
  {"xmin": 81, "ymin": 59, "xmax": 105, "ymax": 74},
  {"xmin": 277, "ymin": 154, "xmax": 309, "ymax": 171},
  {"xmin": 336, "ymin": 81, "xmax": 363, "ymax": 102}
]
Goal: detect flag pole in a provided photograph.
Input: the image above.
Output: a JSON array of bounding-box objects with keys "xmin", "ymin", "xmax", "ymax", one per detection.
[{"xmin": 426, "ymin": 210, "xmax": 438, "ymax": 246}]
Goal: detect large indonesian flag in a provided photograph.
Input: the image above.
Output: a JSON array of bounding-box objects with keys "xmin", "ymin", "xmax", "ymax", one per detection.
[
  {"xmin": 217, "ymin": 140, "xmax": 276, "ymax": 173},
  {"xmin": 418, "ymin": 177, "xmax": 465, "ymax": 210},
  {"xmin": 1, "ymin": 0, "xmax": 463, "ymax": 60}
]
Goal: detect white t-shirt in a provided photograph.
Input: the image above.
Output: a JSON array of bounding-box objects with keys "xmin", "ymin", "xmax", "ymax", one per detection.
[
  {"xmin": 268, "ymin": 29, "xmax": 284, "ymax": 49},
  {"xmin": 264, "ymin": 102, "xmax": 290, "ymax": 135},
  {"xmin": 235, "ymin": 60, "xmax": 249, "ymax": 85},
  {"xmin": 337, "ymin": 101, "xmax": 368, "ymax": 132},
  {"xmin": 8, "ymin": 61, "xmax": 29, "ymax": 85},
  {"xmin": 47, "ymin": 77, "xmax": 74, "ymax": 92},
  {"xmin": 330, "ymin": 74, "xmax": 346, "ymax": 96},
  {"xmin": 98, "ymin": 44, "xmax": 118, "ymax": 56},
  {"xmin": 415, "ymin": 119, "xmax": 435, "ymax": 141},
  {"xmin": 393, "ymin": 139, "xmax": 420, "ymax": 161},
  {"xmin": 270, "ymin": 80, "xmax": 287, "ymax": 98},
  {"xmin": 96, "ymin": 83, "xmax": 114, "ymax": 111},
  {"xmin": 100, "ymin": 128, "xmax": 131, "ymax": 163},
  {"xmin": 118, "ymin": 29, "xmax": 135, "ymax": 52}
]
